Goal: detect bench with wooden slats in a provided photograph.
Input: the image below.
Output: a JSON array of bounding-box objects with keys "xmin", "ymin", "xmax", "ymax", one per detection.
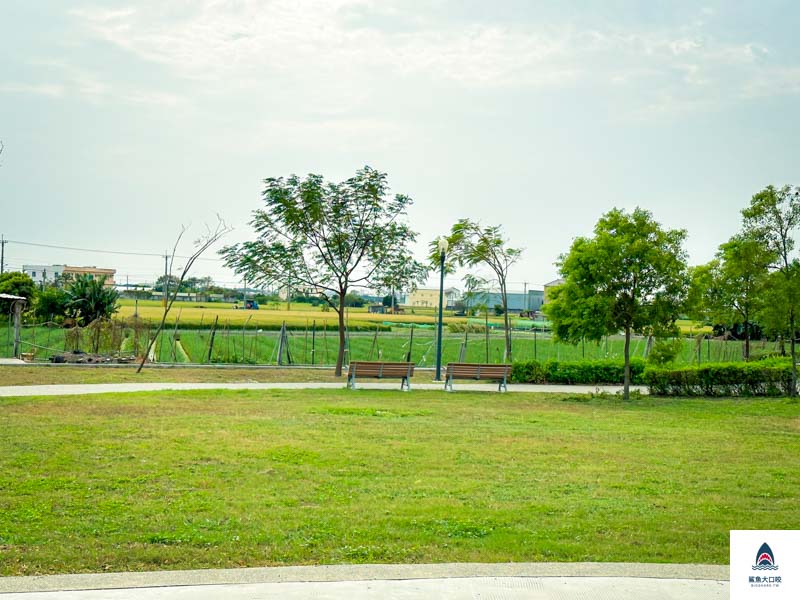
[
  {"xmin": 347, "ymin": 361, "xmax": 415, "ymax": 391},
  {"xmin": 444, "ymin": 363, "xmax": 512, "ymax": 392}
]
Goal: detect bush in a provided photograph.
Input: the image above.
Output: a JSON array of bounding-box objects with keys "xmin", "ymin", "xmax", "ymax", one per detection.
[
  {"xmin": 114, "ymin": 317, "xmax": 390, "ymax": 333},
  {"xmin": 647, "ymin": 338, "xmax": 683, "ymax": 365},
  {"xmin": 511, "ymin": 359, "xmax": 646, "ymax": 385},
  {"xmin": 34, "ymin": 287, "xmax": 71, "ymax": 322},
  {"xmin": 643, "ymin": 362, "xmax": 793, "ymax": 397}
]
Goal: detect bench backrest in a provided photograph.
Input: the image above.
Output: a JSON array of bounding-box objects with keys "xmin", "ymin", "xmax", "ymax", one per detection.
[
  {"xmin": 348, "ymin": 361, "xmax": 415, "ymax": 377},
  {"xmin": 445, "ymin": 363, "xmax": 511, "ymax": 379}
]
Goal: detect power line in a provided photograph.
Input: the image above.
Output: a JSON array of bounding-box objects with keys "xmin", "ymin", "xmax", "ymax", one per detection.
[{"xmin": 6, "ymin": 239, "xmax": 224, "ymax": 261}]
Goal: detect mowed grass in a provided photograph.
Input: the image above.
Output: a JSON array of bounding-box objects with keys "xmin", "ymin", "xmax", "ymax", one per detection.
[
  {"xmin": 1, "ymin": 390, "xmax": 797, "ymax": 575},
  {"xmin": 0, "ymin": 366, "xmax": 352, "ymax": 386}
]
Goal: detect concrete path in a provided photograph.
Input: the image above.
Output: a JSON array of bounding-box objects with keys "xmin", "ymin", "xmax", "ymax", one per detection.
[
  {"xmin": 0, "ymin": 563, "xmax": 728, "ymax": 599},
  {"xmin": 0, "ymin": 382, "xmax": 647, "ymax": 397}
]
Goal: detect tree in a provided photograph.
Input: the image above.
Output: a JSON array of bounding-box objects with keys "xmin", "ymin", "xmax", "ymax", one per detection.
[
  {"xmin": 0, "ymin": 271, "xmax": 36, "ymax": 314},
  {"xmin": 382, "ymin": 293, "xmax": 398, "ymax": 308},
  {"xmin": 138, "ymin": 218, "xmax": 231, "ymax": 373},
  {"xmin": 756, "ymin": 265, "xmax": 800, "ymax": 358},
  {"xmin": 699, "ymin": 234, "xmax": 774, "ymax": 360},
  {"xmin": 34, "ymin": 286, "xmax": 71, "ymax": 321},
  {"xmin": 437, "ymin": 220, "xmax": 523, "ymax": 362},
  {"xmin": 544, "ymin": 207, "xmax": 689, "ymax": 400},
  {"xmin": 154, "ymin": 274, "xmax": 183, "ymax": 293},
  {"xmin": 65, "ymin": 275, "xmax": 119, "ymax": 326},
  {"xmin": 461, "ymin": 274, "xmax": 490, "ymax": 317},
  {"xmin": 220, "ymin": 167, "xmax": 427, "ymax": 376},
  {"xmin": 742, "ymin": 184, "xmax": 800, "ymax": 394}
]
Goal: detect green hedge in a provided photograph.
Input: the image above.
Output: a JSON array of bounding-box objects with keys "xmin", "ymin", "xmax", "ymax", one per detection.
[
  {"xmin": 643, "ymin": 361, "xmax": 793, "ymax": 396},
  {"xmin": 115, "ymin": 318, "xmax": 390, "ymax": 332},
  {"xmin": 511, "ymin": 359, "xmax": 646, "ymax": 385}
]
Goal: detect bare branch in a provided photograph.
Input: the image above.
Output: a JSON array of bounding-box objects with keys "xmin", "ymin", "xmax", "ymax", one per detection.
[{"xmin": 137, "ymin": 217, "xmax": 231, "ymax": 373}]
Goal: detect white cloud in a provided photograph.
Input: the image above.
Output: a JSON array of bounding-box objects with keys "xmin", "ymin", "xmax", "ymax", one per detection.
[
  {"xmin": 0, "ymin": 82, "xmax": 65, "ymax": 97},
  {"xmin": 60, "ymin": 1, "xmax": 800, "ymax": 119}
]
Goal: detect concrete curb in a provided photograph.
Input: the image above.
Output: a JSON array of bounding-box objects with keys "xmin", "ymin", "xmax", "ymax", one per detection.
[
  {"xmin": 0, "ymin": 563, "xmax": 728, "ymax": 593},
  {"xmin": 0, "ymin": 382, "xmax": 648, "ymax": 397}
]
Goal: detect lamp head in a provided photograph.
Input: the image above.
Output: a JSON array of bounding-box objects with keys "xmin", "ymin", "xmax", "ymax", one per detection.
[{"xmin": 437, "ymin": 236, "xmax": 449, "ymax": 254}]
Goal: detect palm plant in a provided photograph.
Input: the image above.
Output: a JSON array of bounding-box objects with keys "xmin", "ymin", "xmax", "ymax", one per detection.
[{"xmin": 66, "ymin": 275, "xmax": 119, "ymax": 326}]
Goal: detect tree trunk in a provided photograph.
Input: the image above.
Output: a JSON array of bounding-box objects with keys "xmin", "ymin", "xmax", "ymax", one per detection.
[
  {"xmin": 744, "ymin": 317, "xmax": 750, "ymax": 362},
  {"xmin": 623, "ymin": 325, "xmax": 631, "ymax": 401},
  {"xmin": 501, "ymin": 281, "xmax": 512, "ymax": 362},
  {"xmin": 791, "ymin": 309, "xmax": 797, "ymax": 397},
  {"xmin": 335, "ymin": 292, "xmax": 347, "ymax": 377}
]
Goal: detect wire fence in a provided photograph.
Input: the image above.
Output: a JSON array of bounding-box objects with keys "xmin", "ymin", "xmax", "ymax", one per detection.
[{"xmin": 1, "ymin": 315, "xmax": 765, "ymax": 367}]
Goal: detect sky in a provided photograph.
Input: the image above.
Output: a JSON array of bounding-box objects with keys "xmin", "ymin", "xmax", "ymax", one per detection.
[{"xmin": 1, "ymin": 0, "xmax": 798, "ymax": 293}]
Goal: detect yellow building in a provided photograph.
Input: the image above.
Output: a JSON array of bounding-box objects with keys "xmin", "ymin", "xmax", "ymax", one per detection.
[
  {"xmin": 406, "ymin": 287, "xmax": 460, "ymax": 309},
  {"xmin": 543, "ymin": 278, "xmax": 565, "ymax": 304},
  {"xmin": 62, "ymin": 266, "xmax": 116, "ymax": 287}
]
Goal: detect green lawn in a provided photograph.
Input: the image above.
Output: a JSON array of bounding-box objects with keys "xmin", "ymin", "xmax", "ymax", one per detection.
[{"xmin": 1, "ymin": 389, "xmax": 797, "ymax": 575}]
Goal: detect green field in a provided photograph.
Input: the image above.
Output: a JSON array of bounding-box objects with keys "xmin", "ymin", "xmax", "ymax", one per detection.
[
  {"xmin": 0, "ymin": 389, "xmax": 797, "ymax": 575},
  {"xmin": 3, "ymin": 323, "xmax": 752, "ymax": 366}
]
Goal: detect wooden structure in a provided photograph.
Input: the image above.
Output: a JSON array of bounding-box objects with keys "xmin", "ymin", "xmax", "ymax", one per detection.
[
  {"xmin": 347, "ymin": 361, "xmax": 415, "ymax": 391},
  {"xmin": 444, "ymin": 363, "xmax": 512, "ymax": 392}
]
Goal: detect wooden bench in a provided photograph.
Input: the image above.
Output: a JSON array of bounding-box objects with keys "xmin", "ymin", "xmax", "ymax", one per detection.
[
  {"xmin": 444, "ymin": 363, "xmax": 512, "ymax": 392},
  {"xmin": 347, "ymin": 361, "xmax": 415, "ymax": 391}
]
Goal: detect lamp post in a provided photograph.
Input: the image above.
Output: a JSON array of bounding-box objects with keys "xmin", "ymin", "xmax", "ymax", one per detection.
[{"xmin": 435, "ymin": 236, "xmax": 448, "ymax": 381}]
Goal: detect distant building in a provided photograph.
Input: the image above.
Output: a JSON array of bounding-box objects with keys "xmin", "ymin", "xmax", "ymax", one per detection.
[
  {"xmin": 543, "ymin": 278, "xmax": 565, "ymax": 304},
  {"xmin": 62, "ymin": 266, "xmax": 116, "ymax": 287},
  {"xmin": 23, "ymin": 264, "xmax": 65, "ymax": 286},
  {"xmin": 407, "ymin": 287, "xmax": 460, "ymax": 309},
  {"xmin": 464, "ymin": 290, "xmax": 544, "ymax": 314}
]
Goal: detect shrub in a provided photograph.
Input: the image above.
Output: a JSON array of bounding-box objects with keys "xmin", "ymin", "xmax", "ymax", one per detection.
[
  {"xmin": 511, "ymin": 359, "xmax": 646, "ymax": 385},
  {"xmin": 643, "ymin": 362, "xmax": 793, "ymax": 397},
  {"xmin": 647, "ymin": 338, "xmax": 683, "ymax": 365}
]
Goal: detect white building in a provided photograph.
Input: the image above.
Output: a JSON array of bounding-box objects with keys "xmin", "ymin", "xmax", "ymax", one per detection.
[{"xmin": 23, "ymin": 264, "xmax": 65, "ymax": 286}]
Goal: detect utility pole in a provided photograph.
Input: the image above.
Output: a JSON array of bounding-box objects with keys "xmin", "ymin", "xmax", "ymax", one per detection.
[
  {"xmin": 0, "ymin": 235, "xmax": 6, "ymax": 274},
  {"xmin": 523, "ymin": 281, "xmax": 528, "ymax": 312}
]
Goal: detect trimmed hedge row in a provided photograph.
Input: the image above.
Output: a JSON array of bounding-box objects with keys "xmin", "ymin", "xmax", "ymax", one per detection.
[
  {"xmin": 642, "ymin": 362, "xmax": 794, "ymax": 397},
  {"xmin": 115, "ymin": 318, "xmax": 391, "ymax": 332},
  {"xmin": 511, "ymin": 359, "xmax": 646, "ymax": 385}
]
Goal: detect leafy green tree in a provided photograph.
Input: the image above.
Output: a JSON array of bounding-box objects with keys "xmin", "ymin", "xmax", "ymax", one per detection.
[
  {"xmin": 0, "ymin": 271, "xmax": 36, "ymax": 314},
  {"xmin": 381, "ymin": 293, "xmax": 398, "ymax": 308},
  {"xmin": 154, "ymin": 274, "xmax": 183, "ymax": 293},
  {"xmin": 34, "ymin": 286, "xmax": 71, "ymax": 321},
  {"xmin": 66, "ymin": 275, "xmax": 119, "ymax": 326},
  {"xmin": 544, "ymin": 207, "xmax": 689, "ymax": 400},
  {"xmin": 220, "ymin": 167, "xmax": 427, "ymax": 376},
  {"xmin": 742, "ymin": 184, "xmax": 800, "ymax": 394},
  {"xmin": 710, "ymin": 234, "xmax": 774, "ymax": 360},
  {"xmin": 756, "ymin": 265, "xmax": 800, "ymax": 357},
  {"xmin": 461, "ymin": 274, "xmax": 489, "ymax": 317},
  {"xmin": 437, "ymin": 220, "xmax": 523, "ymax": 361}
]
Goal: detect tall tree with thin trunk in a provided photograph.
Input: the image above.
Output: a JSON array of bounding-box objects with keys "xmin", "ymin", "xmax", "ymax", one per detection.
[
  {"xmin": 742, "ymin": 184, "xmax": 800, "ymax": 395},
  {"xmin": 692, "ymin": 234, "xmax": 774, "ymax": 360},
  {"xmin": 544, "ymin": 207, "xmax": 688, "ymax": 400},
  {"xmin": 220, "ymin": 167, "xmax": 427, "ymax": 376},
  {"xmin": 436, "ymin": 220, "xmax": 522, "ymax": 362},
  {"xmin": 137, "ymin": 218, "xmax": 230, "ymax": 373}
]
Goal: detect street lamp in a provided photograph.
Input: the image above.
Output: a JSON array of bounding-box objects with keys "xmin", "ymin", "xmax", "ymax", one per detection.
[{"xmin": 435, "ymin": 236, "xmax": 449, "ymax": 381}]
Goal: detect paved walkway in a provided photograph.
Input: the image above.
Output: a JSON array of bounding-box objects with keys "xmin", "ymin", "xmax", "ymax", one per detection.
[
  {"xmin": 0, "ymin": 563, "xmax": 728, "ymax": 599},
  {"xmin": 0, "ymin": 382, "xmax": 647, "ymax": 397}
]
